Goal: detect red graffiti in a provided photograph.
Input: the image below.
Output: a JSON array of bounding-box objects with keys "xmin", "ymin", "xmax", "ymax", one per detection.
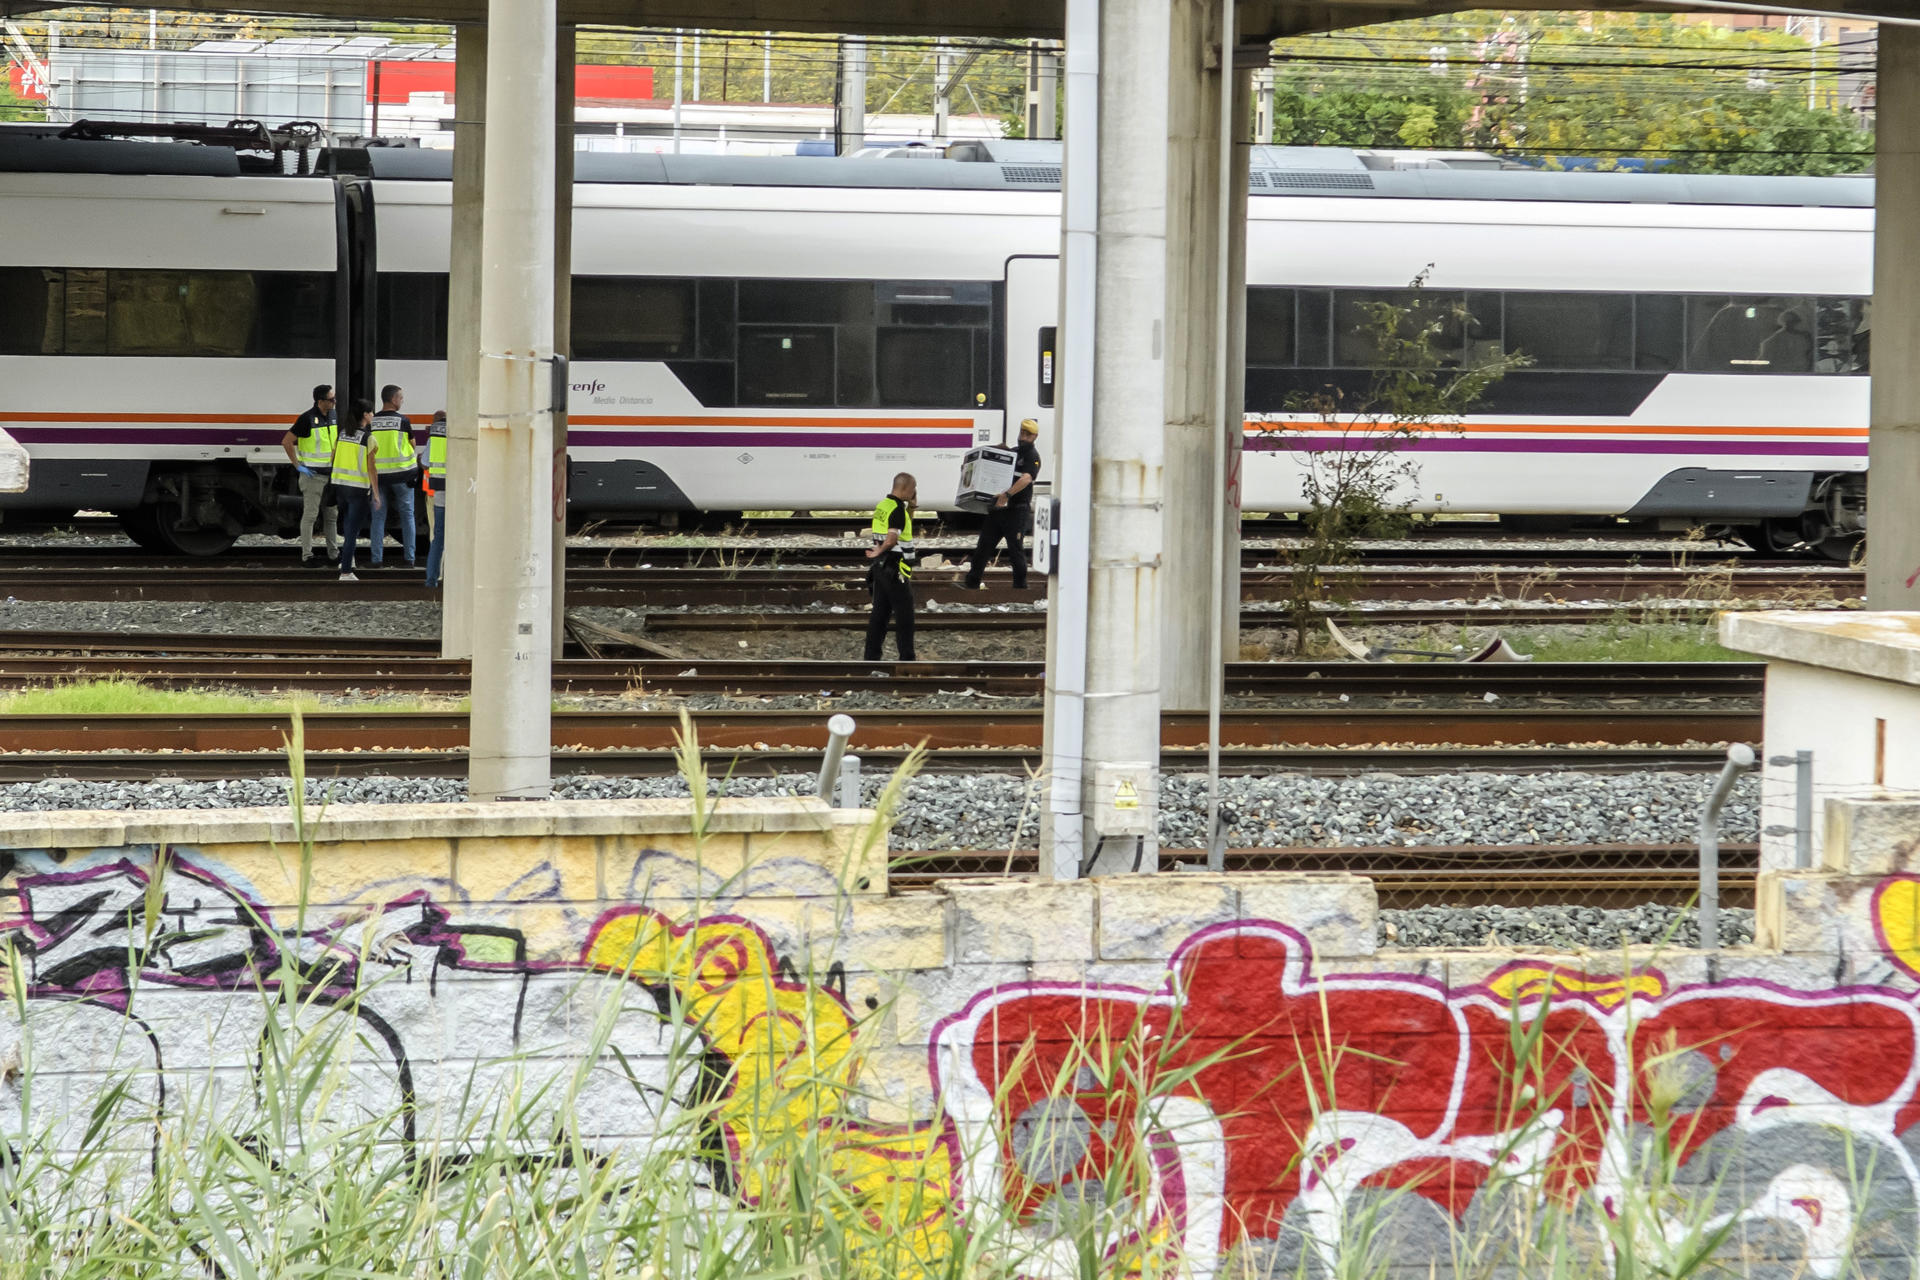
[{"xmin": 932, "ymin": 921, "xmax": 1920, "ymax": 1273}]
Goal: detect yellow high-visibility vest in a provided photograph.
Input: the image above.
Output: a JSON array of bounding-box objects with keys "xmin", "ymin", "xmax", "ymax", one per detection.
[
  {"xmin": 295, "ymin": 418, "xmax": 336, "ymax": 469},
  {"xmin": 370, "ymin": 412, "xmax": 416, "ymax": 476},
  {"xmin": 870, "ymin": 496, "xmax": 914, "ymax": 581},
  {"xmin": 426, "ymin": 421, "xmax": 447, "ymax": 489},
  {"xmin": 330, "ymin": 428, "xmax": 372, "ymax": 489}
]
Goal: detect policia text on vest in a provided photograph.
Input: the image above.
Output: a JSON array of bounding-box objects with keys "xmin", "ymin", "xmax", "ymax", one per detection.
[
  {"xmin": 864, "ymin": 473, "xmax": 918, "ymax": 663},
  {"xmin": 282, "ymin": 383, "xmax": 339, "ymax": 566}
]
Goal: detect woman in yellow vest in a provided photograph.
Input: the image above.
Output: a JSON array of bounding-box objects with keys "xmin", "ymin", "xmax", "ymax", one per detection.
[
  {"xmin": 329, "ymin": 399, "xmax": 384, "ymax": 581},
  {"xmin": 423, "ymin": 409, "xmax": 449, "ymax": 588}
]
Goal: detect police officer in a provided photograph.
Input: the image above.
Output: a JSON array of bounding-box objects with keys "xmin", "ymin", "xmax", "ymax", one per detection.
[
  {"xmin": 367, "ymin": 384, "xmax": 419, "ymax": 570},
  {"xmin": 864, "ymin": 472, "xmax": 918, "ymax": 662},
  {"xmin": 964, "ymin": 417, "xmax": 1042, "ymax": 590},
  {"xmin": 330, "ymin": 399, "xmax": 383, "ymax": 581},
  {"xmin": 281, "ymin": 383, "xmax": 339, "ymax": 566},
  {"xmin": 423, "ymin": 409, "xmax": 449, "ymax": 589}
]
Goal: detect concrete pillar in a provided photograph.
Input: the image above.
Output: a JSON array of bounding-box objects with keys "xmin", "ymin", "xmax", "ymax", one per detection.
[
  {"xmin": 1026, "ymin": 41, "xmax": 1060, "ymax": 140},
  {"xmin": 1040, "ymin": 0, "xmax": 1173, "ymax": 878},
  {"xmin": 837, "ymin": 39, "xmax": 865, "ymax": 154},
  {"xmin": 1870, "ymin": 25, "xmax": 1920, "ymax": 610},
  {"xmin": 468, "ymin": 0, "xmax": 556, "ymax": 801},
  {"xmin": 552, "ymin": 27, "xmax": 574, "ymax": 653},
  {"xmin": 441, "ymin": 23, "xmax": 484, "ymax": 661},
  {"xmin": 1162, "ymin": 2, "xmax": 1246, "ymax": 712},
  {"xmin": 934, "ymin": 42, "xmax": 952, "ymax": 141}
]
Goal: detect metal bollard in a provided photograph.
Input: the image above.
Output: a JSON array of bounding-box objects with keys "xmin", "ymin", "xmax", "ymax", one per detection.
[
  {"xmin": 816, "ymin": 714, "xmax": 856, "ymax": 803},
  {"xmin": 1699, "ymin": 742, "xmax": 1756, "ymax": 954},
  {"xmin": 838, "ymin": 755, "xmax": 862, "ymax": 810}
]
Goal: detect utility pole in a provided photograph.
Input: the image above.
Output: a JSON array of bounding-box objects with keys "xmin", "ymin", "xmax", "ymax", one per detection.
[
  {"xmin": 762, "ymin": 33, "xmax": 772, "ymax": 103},
  {"xmin": 837, "ymin": 38, "xmax": 865, "ymax": 154},
  {"xmin": 934, "ymin": 41, "xmax": 951, "ymax": 140},
  {"xmin": 692, "ymin": 29, "xmax": 701, "ymax": 101},
  {"xmin": 1256, "ymin": 66, "xmax": 1274, "ymax": 143},
  {"xmin": 672, "ymin": 29, "xmax": 683, "ymax": 153},
  {"xmin": 1025, "ymin": 39, "xmax": 1060, "ymax": 140}
]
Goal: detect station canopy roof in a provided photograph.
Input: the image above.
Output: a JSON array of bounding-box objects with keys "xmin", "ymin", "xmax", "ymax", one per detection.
[{"xmin": 4, "ymin": 0, "xmax": 1915, "ymax": 41}]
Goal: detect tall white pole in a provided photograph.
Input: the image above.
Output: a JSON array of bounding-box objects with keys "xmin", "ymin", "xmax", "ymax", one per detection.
[
  {"xmin": 1810, "ymin": 17, "xmax": 1822, "ymax": 110},
  {"xmin": 442, "ymin": 22, "xmax": 485, "ymax": 661},
  {"xmin": 838, "ymin": 38, "xmax": 866, "ymax": 154},
  {"xmin": 934, "ymin": 41, "xmax": 951, "ymax": 141},
  {"xmin": 692, "ymin": 29, "xmax": 701, "ymax": 101},
  {"xmin": 469, "ymin": 0, "xmax": 556, "ymax": 800},
  {"xmin": 763, "ymin": 34, "xmax": 772, "ymax": 103},
  {"xmin": 1040, "ymin": 0, "xmax": 1098, "ymax": 879},
  {"xmin": 672, "ymin": 30, "xmax": 683, "ymax": 153}
]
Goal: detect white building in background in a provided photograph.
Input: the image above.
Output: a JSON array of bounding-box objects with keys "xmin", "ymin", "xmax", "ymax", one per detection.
[{"xmin": 19, "ymin": 36, "xmax": 1003, "ymax": 154}]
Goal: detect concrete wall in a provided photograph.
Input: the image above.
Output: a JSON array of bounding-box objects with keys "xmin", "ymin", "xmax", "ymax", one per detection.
[{"xmin": 6, "ymin": 795, "xmax": 1920, "ymax": 1274}]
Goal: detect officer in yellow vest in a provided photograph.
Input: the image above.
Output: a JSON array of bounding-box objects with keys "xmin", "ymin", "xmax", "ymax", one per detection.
[
  {"xmin": 280, "ymin": 383, "xmax": 339, "ymax": 566},
  {"xmin": 366, "ymin": 383, "xmax": 419, "ymax": 570},
  {"xmin": 329, "ymin": 399, "xmax": 385, "ymax": 581},
  {"xmin": 863, "ymin": 472, "xmax": 917, "ymax": 662},
  {"xmin": 423, "ymin": 409, "xmax": 449, "ymax": 589}
]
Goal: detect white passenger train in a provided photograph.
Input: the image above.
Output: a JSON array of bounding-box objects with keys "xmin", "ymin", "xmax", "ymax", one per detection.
[{"xmin": 0, "ymin": 126, "xmax": 1872, "ymax": 556}]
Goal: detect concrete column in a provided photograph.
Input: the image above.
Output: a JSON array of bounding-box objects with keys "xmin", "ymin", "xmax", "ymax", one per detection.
[
  {"xmin": 934, "ymin": 42, "xmax": 952, "ymax": 141},
  {"xmin": 468, "ymin": 0, "xmax": 556, "ymax": 800},
  {"xmin": 551, "ymin": 27, "xmax": 574, "ymax": 653},
  {"xmin": 1041, "ymin": 0, "xmax": 1173, "ymax": 878},
  {"xmin": 1870, "ymin": 25, "xmax": 1920, "ymax": 610},
  {"xmin": 441, "ymin": 23, "xmax": 484, "ymax": 660},
  {"xmin": 1026, "ymin": 41, "xmax": 1060, "ymax": 140},
  {"xmin": 1163, "ymin": 3, "xmax": 1246, "ymax": 712},
  {"xmin": 837, "ymin": 39, "xmax": 865, "ymax": 154}
]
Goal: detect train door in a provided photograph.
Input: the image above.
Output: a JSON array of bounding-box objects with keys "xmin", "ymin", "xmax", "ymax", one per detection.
[
  {"xmin": 335, "ymin": 177, "xmax": 378, "ymax": 407},
  {"xmin": 1002, "ymin": 255, "xmax": 1059, "ymax": 452}
]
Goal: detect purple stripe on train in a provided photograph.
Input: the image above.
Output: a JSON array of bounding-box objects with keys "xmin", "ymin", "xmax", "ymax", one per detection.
[
  {"xmin": 7, "ymin": 428, "xmax": 976, "ymax": 452},
  {"xmin": 1245, "ymin": 435, "xmax": 1870, "ymax": 457}
]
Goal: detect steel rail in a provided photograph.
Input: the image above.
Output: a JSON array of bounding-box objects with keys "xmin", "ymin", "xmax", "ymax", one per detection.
[
  {"xmin": 0, "ymin": 706, "xmax": 1761, "ymax": 753},
  {"xmin": 0, "ymin": 655, "xmax": 1765, "ymax": 698}
]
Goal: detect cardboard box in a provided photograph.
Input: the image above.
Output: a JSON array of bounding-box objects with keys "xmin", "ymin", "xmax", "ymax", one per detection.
[{"xmin": 956, "ymin": 446, "xmax": 1018, "ymax": 513}]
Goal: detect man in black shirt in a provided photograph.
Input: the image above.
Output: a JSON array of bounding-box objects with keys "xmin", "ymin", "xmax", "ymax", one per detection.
[
  {"xmin": 964, "ymin": 418, "xmax": 1042, "ymax": 590},
  {"xmin": 281, "ymin": 384, "xmax": 339, "ymax": 567}
]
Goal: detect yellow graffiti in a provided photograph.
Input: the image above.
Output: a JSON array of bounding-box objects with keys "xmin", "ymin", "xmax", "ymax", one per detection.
[
  {"xmin": 1486, "ymin": 964, "xmax": 1666, "ymax": 1011},
  {"xmin": 1877, "ymin": 876, "xmax": 1920, "ymax": 981},
  {"xmin": 584, "ymin": 909, "xmax": 954, "ymax": 1275}
]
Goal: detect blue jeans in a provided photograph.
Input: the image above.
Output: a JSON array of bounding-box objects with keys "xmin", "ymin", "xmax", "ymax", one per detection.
[
  {"xmin": 424, "ymin": 495, "xmax": 448, "ymax": 587},
  {"xmin": 337, "ymin": 488, "xmax": 371, "ymax": 573},
  {"xmin": 370, "ymin": 476, "xmax": 417, "ymax": 565}
]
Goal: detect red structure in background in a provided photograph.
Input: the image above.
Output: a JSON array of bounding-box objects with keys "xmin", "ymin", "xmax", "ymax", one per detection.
[
  {"xmin": 366, "ymin": 60, "xmax": 653, "ymax": 104},
  {"xmin": 7, "ymin": 58, "xmax": 50, "ymax": 100}
]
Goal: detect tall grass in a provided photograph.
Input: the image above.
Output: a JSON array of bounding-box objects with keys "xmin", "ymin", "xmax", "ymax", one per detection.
[{"xmin": 0, "ymin": 716, "xmax": 1903, "ymax": 1277}]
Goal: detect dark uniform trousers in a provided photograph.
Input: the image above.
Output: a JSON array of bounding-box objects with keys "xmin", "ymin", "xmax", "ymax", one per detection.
[
  {"xmin": 965, "ymin": 504, "xmax": 1031, "ymax": 590},
  {"xmin": 865, "ymin": 561, "xmax": 916, "ymax": 662}
]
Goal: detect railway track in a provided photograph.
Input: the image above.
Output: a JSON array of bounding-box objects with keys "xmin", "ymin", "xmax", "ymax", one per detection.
[
  {"xmin": 893, "ymin": 845, "xmax": 1759, "ymax": 909},
  {"xmin": 0, "ymin": 653, "xmax": 1764, "ymax": 699},
  {"xmin": 0, "ymin": 562, "xmax": 1857, "ymax": 607},
  {"xmin": 0, "ymin": 705, "xmax": 1759, "ymax": 753}
]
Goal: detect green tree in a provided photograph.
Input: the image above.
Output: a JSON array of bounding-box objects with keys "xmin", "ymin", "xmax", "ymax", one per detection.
[{"xmin": 0, "ymin": 72, "xmax": 41, "ymax": 123}]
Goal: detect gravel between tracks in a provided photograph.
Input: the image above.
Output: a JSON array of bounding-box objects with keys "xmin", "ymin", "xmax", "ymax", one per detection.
[{"xmin": 0, "ymin": 768, "xmax": 1759, "ymax": 848}]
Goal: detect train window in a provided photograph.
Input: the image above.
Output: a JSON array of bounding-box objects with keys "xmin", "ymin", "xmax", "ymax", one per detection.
[
  {"xmin": 1504, "ymin": 293, "xmax": 1632, "ymax": 370},
  {"xmin": 0, "ymin": 267, "xmax": 65, "ymax": 354},
  {"xmin": 1633, "ymin": 295, "xmax": 1684, "ymax": 371},
  {"xmin": 108, "ymin": 271, "xmax": 255, "ymax": 357},
  {"xmin": 61, "ymin": 269, "xmax": 106, "ymax": 354},
  {"xmin": 1686, "ymin": 295, "xmax": 1816, "ymax": 373},
  {"xmin": 739, "ymin": 280, "xmax": 874, "ymax": 326},
  {"xmin": 1296, "ymin": 289, "xmax": 1331, "ymax": 367},
  {"xmin": 837, "ymin": 322, "xmax": 877, "ymax": 406},
  {"xmin": 1815, "ymin": 297, "xmax": 1869, "ymax": 374},
  {"xmin": 738, "ymin": 326, "xmax": 834, "ymax": 405},
  {"xmin": 877, "ymin": 328, "xmax": 975, "ymax": 406},
  {"xmin": 1332, "ymin": 289, "xmax": 1485, "ymax": 367},
  {"xmin": 572, "ymin": 278, "xmax": 694, "ymax": 361},
  {"xmin": 697, "ymin": 278, "xmax": 735, "ymax": 361},
  {"xmin": 251, "ymin": 273, "xmax": 336, "ymax": 359},
  {"xmin": 1246, "ymin": 288, "xmax": 1296, "ymax": 366},
  {"xmin": 376, "ymin": 273, "xmax": 449, "ymax": 361}
]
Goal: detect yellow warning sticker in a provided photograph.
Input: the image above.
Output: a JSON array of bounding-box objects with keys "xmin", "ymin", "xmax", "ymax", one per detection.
[{"xmin": 1113, "ymin": 779, "xmax": 1140, "ymax": 811}]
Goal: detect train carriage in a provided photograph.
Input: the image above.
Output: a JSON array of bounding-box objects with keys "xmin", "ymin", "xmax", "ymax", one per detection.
[{"xmin": 0, "ymin": 127, "xmax": 1872, "ymax": 557}]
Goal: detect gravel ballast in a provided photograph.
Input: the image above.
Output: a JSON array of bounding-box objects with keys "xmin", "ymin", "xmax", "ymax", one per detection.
[{"xmin": 0, "ymin": 769, "xmax": 1759, "ymax": 850}]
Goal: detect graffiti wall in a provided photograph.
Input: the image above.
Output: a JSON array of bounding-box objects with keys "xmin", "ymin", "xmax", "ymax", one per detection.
[{"xmin": 3, "ymin": 796, "xmax": 1920, "ymax": 1276}]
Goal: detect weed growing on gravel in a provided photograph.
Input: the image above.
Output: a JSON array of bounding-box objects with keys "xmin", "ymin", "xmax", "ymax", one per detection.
[{"xmin": 0, "ymin": 678, "xmax": 330, "ymax": 715}]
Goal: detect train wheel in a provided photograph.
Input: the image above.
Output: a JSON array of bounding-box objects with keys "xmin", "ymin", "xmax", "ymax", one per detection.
[
  {"xmin": 1813, "ymin": 533, "xmax": 1864, "ymax": 564},
  {"xmin": 117, "ymin": 509, "xmax": 167, "ymax": 551},
  {"xmin": 151, "ymin": 520, "xmax": 239, "ymax": 557}
]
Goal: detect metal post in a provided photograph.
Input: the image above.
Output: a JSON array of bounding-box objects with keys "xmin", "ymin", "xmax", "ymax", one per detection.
[
  {"xmin": 1039, "ymin": 0, "xmax": 1098, "ymax": 880},
  {"xmin": 1257, "ymin": 67, "xmax": 1275, "ymax": 143},
  {"xmin": 934, "ymin": 41, "xmax": 951, "ymax": 141},
  {"xmin": 441, "ymin": 23, "xmax": 485, "ymax": 661},
  {"xmin": 1699, "ymin": 743, "xmax": 1756, "ymax": 954},
  {"xmin": 763, "ymin": 34, "xmax": 772, "ymax": 103},
  {"xmin": 838, "ymin": 39, "xmax": 866, "ymax": 154},
  {"xmin": 551, "ymin": 28, "xmax": 574, "ymax": 655},
  {"xmin": 817, "ymin": 713, "xmax": 857, "ymax": 801},
  {"xmin": 1795, "ymin": 747, "xmax": 1814, "ymax": 868},
  {"xmin": 1204, "ymin": 13, "xmax": 1238, "ymax": 871},
  {"xmin": 838, "ymin": 755, "xmax": 863, "ymax": 810},
  {"xmin": 468, "ymin": 0, "xmax": 557, "ymax": 801},
  {"xmin": 672, "ymin": 30, "xmax": 683, "ymax": 154},
  {"xmin": 692, "ymin": 29, "xmax": 701, "ymax": 101}
]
